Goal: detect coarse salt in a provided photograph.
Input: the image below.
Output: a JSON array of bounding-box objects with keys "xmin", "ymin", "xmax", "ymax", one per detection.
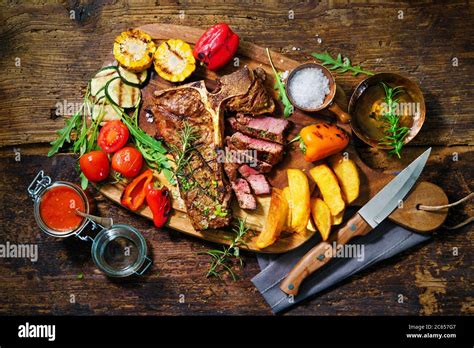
[{"xmin": 288, "ymin": 67, "xmax": 330, "ymax": 109}]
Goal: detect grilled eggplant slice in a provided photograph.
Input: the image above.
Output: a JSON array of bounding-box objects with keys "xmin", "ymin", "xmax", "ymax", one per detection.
[
  {"xmin": 105, "ymin": 77, "xmax": 140, "ymax": 108},
  {"xmin": 113, "ymin": 29, "xmax": 156, "ymax": 72}
]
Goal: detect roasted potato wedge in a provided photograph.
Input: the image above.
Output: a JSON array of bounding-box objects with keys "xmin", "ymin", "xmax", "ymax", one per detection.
[
  {"xmin": 287, "ymin": 169, "xmax": 311, "ymax": 234},
  {"xmin": 282, "ymin": 186, "xmax": 293, "ymax": 232},
  {"xmin": 328, "ymin": 154, "xmax": 360, "ymax": 204},
  {"xmin": 256, "ymin": 188, "xmax": 289, "ymax": 249},
  {"xmin": 307, "ymin": 216, "xmax": 317, "ymax": 232},
  {"xmin": 309, "ymin": 164, "xmax": 345, "ymax": 216},
  {"xmin": 310, "ymin": 198, "xmax": 332, "ymax": 241},
  {"xmin": 332, "ymin": 210, "xmax": 344, "ymax": 225}
]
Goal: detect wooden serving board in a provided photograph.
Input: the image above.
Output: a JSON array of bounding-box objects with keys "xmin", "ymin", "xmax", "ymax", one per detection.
[{"xmin": 99, "ymin": 24, "xmax": 449, "ymax": 253}]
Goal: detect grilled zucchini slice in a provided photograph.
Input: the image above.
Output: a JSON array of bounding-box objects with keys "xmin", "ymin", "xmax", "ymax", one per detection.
[
  {"xmin": 153, "ymin": 39, "xmax": 196, "ymax": 82},
  {"xmin": 90, "ymin": 66, "xmax": 119, "ymax": 99},
  {"xmin": 113, "ymin": 29, "xmax": 156, "ymax": 72},
  {"xmin": 90, "ymin": 103, "xmax": 122, "ymax": 123},
  {"xmin": 117, "ymin": 66, "xmax": 148, "ymax": 87},
  {"xmin": 105, "ymin": 77, "xmax": 140, "ymax": 108}
]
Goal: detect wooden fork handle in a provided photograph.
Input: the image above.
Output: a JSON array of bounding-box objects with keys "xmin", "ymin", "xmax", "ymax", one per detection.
[{"xmin": 280, "ymin": 213, "xmax": 372, "ymax": 296}]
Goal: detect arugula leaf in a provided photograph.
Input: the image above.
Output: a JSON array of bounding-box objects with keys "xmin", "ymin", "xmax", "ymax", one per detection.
[
  {"xmin": 48, "ymin": 112, "xmax": 81, "ymax": 157},
  {"xmin": 266, "ymin": 48, "xmax": 294, "ymax": 118},
  {"xmin": 312, "ymin": 52, "xmax": 374, "ymax": 76},
  {"xmin": 80, "ymin": 171, "xmax": 88, "ymax": 190}
]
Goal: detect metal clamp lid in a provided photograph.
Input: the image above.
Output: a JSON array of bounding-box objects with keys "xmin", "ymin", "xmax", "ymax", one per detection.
[
  {"xmin": 27, "ymin": 170, "xmax": 52, "ymax": 200},
  {"xmin": 135, "ymin": 255, "xmax": 152, "ymax": 275}
]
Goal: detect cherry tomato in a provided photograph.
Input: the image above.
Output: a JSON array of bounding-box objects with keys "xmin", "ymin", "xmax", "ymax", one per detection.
[
  {"xmin": 111, "ymin": 147, "xmax": 143, "ymax": 178},
  {"xmin": 79, "ymin": 151, "xmax": 110, "ymax": 182},
  {"xmin": 98, "ymin": 120, "xmax": 129, "ymax": 153}
]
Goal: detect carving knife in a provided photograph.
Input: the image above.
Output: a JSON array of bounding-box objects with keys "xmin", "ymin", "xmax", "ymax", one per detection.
[{"xmin": 280, "ymin": 148, "xmax": 432, "ymax": 296}]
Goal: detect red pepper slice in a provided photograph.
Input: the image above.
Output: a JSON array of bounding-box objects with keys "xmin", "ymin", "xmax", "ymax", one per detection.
[
  {"xmin": 145, "ymin": 181, "xmax": 171, "ymax": 228},
  {"xmin": 121, "ymin": 169, "xmax": 153, "ymax": 211},
  {"xmin": 193, "ymin": 23, "xmax": 240, "ymax": 71}
]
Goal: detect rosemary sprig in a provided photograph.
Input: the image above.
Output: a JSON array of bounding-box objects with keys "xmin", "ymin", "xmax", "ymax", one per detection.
[
  {"xmin": 170, "ymin": 121, "xmax": 199, "ymax": 175},
  {"xmin": 266, "ymin": 48, "xmax": 294, "ymax": 118},
  {"xmin": 199, "ymin": 218, "xmax": 249, "ymax": 281},
  {"xmin": 378, "ymin": 82, "xmax": 410, "ymax": 158},
  {"xmin": 312, "ymin": 52, "xmax": 374, "ymax": 76}
]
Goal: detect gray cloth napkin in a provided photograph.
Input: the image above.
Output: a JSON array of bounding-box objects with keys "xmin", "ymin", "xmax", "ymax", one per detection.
[{"xmin": 251, "ymin": 212, "xmax": 431, "ymax": 314}]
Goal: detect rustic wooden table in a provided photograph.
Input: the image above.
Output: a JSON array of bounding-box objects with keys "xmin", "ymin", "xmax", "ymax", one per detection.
[{"xmin": 0, "ymin": 1, "xmax": 472, "ymax": 316}]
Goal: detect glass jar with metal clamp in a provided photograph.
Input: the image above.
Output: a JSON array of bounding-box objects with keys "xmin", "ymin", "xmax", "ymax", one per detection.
[{"xmin": 28, "ymin": 170, "xmax": 152, "ymax": 277}]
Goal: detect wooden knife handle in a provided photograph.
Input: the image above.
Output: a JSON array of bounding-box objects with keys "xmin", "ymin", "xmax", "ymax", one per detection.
[{"xmin": 280, "ymin": 213, "xmax": 372, "ymax": 296}]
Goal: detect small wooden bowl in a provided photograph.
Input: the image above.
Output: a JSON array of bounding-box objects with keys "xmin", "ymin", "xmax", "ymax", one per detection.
[
  {"xmin": 287, "ymin": 63, "xmax": 351, "ymax": 123},
  {"xmin": 348, "ymin": 72, "xmax": 425, "ymax": 149}
]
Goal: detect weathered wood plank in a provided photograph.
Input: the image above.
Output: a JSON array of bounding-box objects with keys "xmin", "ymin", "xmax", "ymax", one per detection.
[
  {"xmin": 0, "ymin": 1, "xmax": 472, "ymax": 316},
  {"xmin": 0, "ymin": 145, "xmax": 471, "ymax": 315},
  {"xmin": 0, "ymin": 1, "xmax": 473, "ymax": 146}
]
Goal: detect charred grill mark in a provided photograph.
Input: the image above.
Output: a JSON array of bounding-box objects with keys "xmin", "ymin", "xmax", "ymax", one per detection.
[
  {"xmin": 118, "ymin": 80, "xmax": 123, "ymax": 106},
  {"xmin": 165, "ymin": 41, "xmax": 184, "ymax": 61}
]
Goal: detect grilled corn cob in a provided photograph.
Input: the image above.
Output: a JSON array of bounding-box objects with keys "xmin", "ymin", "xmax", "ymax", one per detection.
[
  {"xmin": 113, "ymin": 29, "xmax": 156, "ymax": 72},
  {"xmin": 154, "ymin": 39, "xmax": 196, "ymax": 82}
]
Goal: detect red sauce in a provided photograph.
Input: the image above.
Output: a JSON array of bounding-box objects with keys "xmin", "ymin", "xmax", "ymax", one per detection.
[{"xmin": 39, "ymin": 185, "xmax": 86, "ymax": 232}]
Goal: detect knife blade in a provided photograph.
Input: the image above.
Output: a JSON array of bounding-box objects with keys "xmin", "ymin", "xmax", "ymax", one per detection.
[
  {"xmin": 359, "ymin": 147, "xmax": 431, "ymax": 228},
  {"xmin": 280, "ymin": 148, "xmax": 432, "ymax": 296}
]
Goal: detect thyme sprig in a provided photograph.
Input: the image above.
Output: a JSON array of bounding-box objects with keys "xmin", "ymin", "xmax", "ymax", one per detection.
[
  {"xmin": 312, "ymin": 52, "xmax": 374, "ymax": 76},
  {"xmin": 378, "ymin": 82, "xmax": 410, "ymax": 158},
  {"xmin": 266, "ymin": 48, "xmax": 294, "ymax": 118},
  {"xmin": 199, "ymin": 218, "xmax": 249, "ymax": 281}
]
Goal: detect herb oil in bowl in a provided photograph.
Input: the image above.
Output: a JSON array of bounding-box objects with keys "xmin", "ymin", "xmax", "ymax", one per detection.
[{"xmin": 348, "ymin": 72, "xmax": 426, "ymax": 157}]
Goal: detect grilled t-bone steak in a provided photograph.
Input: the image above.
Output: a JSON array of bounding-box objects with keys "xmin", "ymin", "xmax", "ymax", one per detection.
[
  {"xmin": 141, "ymin": 67, "xmax": 275, "ymax": 230},
  {"xmin": 225, "ymin": 67, "xmax": 275, "ymax": 115}
]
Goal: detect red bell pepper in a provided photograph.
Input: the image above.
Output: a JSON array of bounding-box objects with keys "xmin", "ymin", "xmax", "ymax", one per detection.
[
  {"xmin": 193, "ymin": 23, "xmax": 240, "ymax": 71},
  {"xmin": 121, "ymin": 169, "xmax": 154, "ymax": 211},
  {"xmin": 145, "ymin": 181, "xmax": 171, "ymax": 228}
]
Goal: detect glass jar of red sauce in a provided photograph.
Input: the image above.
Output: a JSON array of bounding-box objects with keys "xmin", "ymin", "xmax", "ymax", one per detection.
[
  {"xmin": 29, "ymin": 171, "xmax": 91, "ymax": 237},
  {"xmin": 28, "ymin": 171, "xmax": 152, "ymax": 277}
]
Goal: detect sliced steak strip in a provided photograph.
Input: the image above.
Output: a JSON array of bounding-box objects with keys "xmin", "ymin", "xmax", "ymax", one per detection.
[
  {"xmin": 227, "ymin": 132, "xmax": 284, "ymax": 165},
  {"xmin": 227, "ymin": 113, "xmax": 290, "ymax": 144},
  {"xmin": 223, "ymin": 160, "xmax": 239, "ymax": 182},
  {"xmin": 246, "ymin": 175, "xmax": 271, "ymax": 195},
  {"xmin": 231, "ymin": 178, "xmax": 257, "ymax": 210},
  {"xmin": 238, "ymin": 164, "xmax": 260, "ymax": 177},
  {"xmin": 238, "ymin": 164, "xmax": 271, "ymax": 195},
  {"xmin": 225, "ymin": 143, "xmax": 273, "ymax": 173}
]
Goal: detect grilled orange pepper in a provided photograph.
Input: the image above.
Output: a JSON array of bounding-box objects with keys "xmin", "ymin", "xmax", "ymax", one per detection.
[
  {"xmin": 121, "ymin": 169, "xmax": 154, "ymax": 211},
  {"xmin": 299, "ymin": 123, "xmax": 349, "ymax": 162}
]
